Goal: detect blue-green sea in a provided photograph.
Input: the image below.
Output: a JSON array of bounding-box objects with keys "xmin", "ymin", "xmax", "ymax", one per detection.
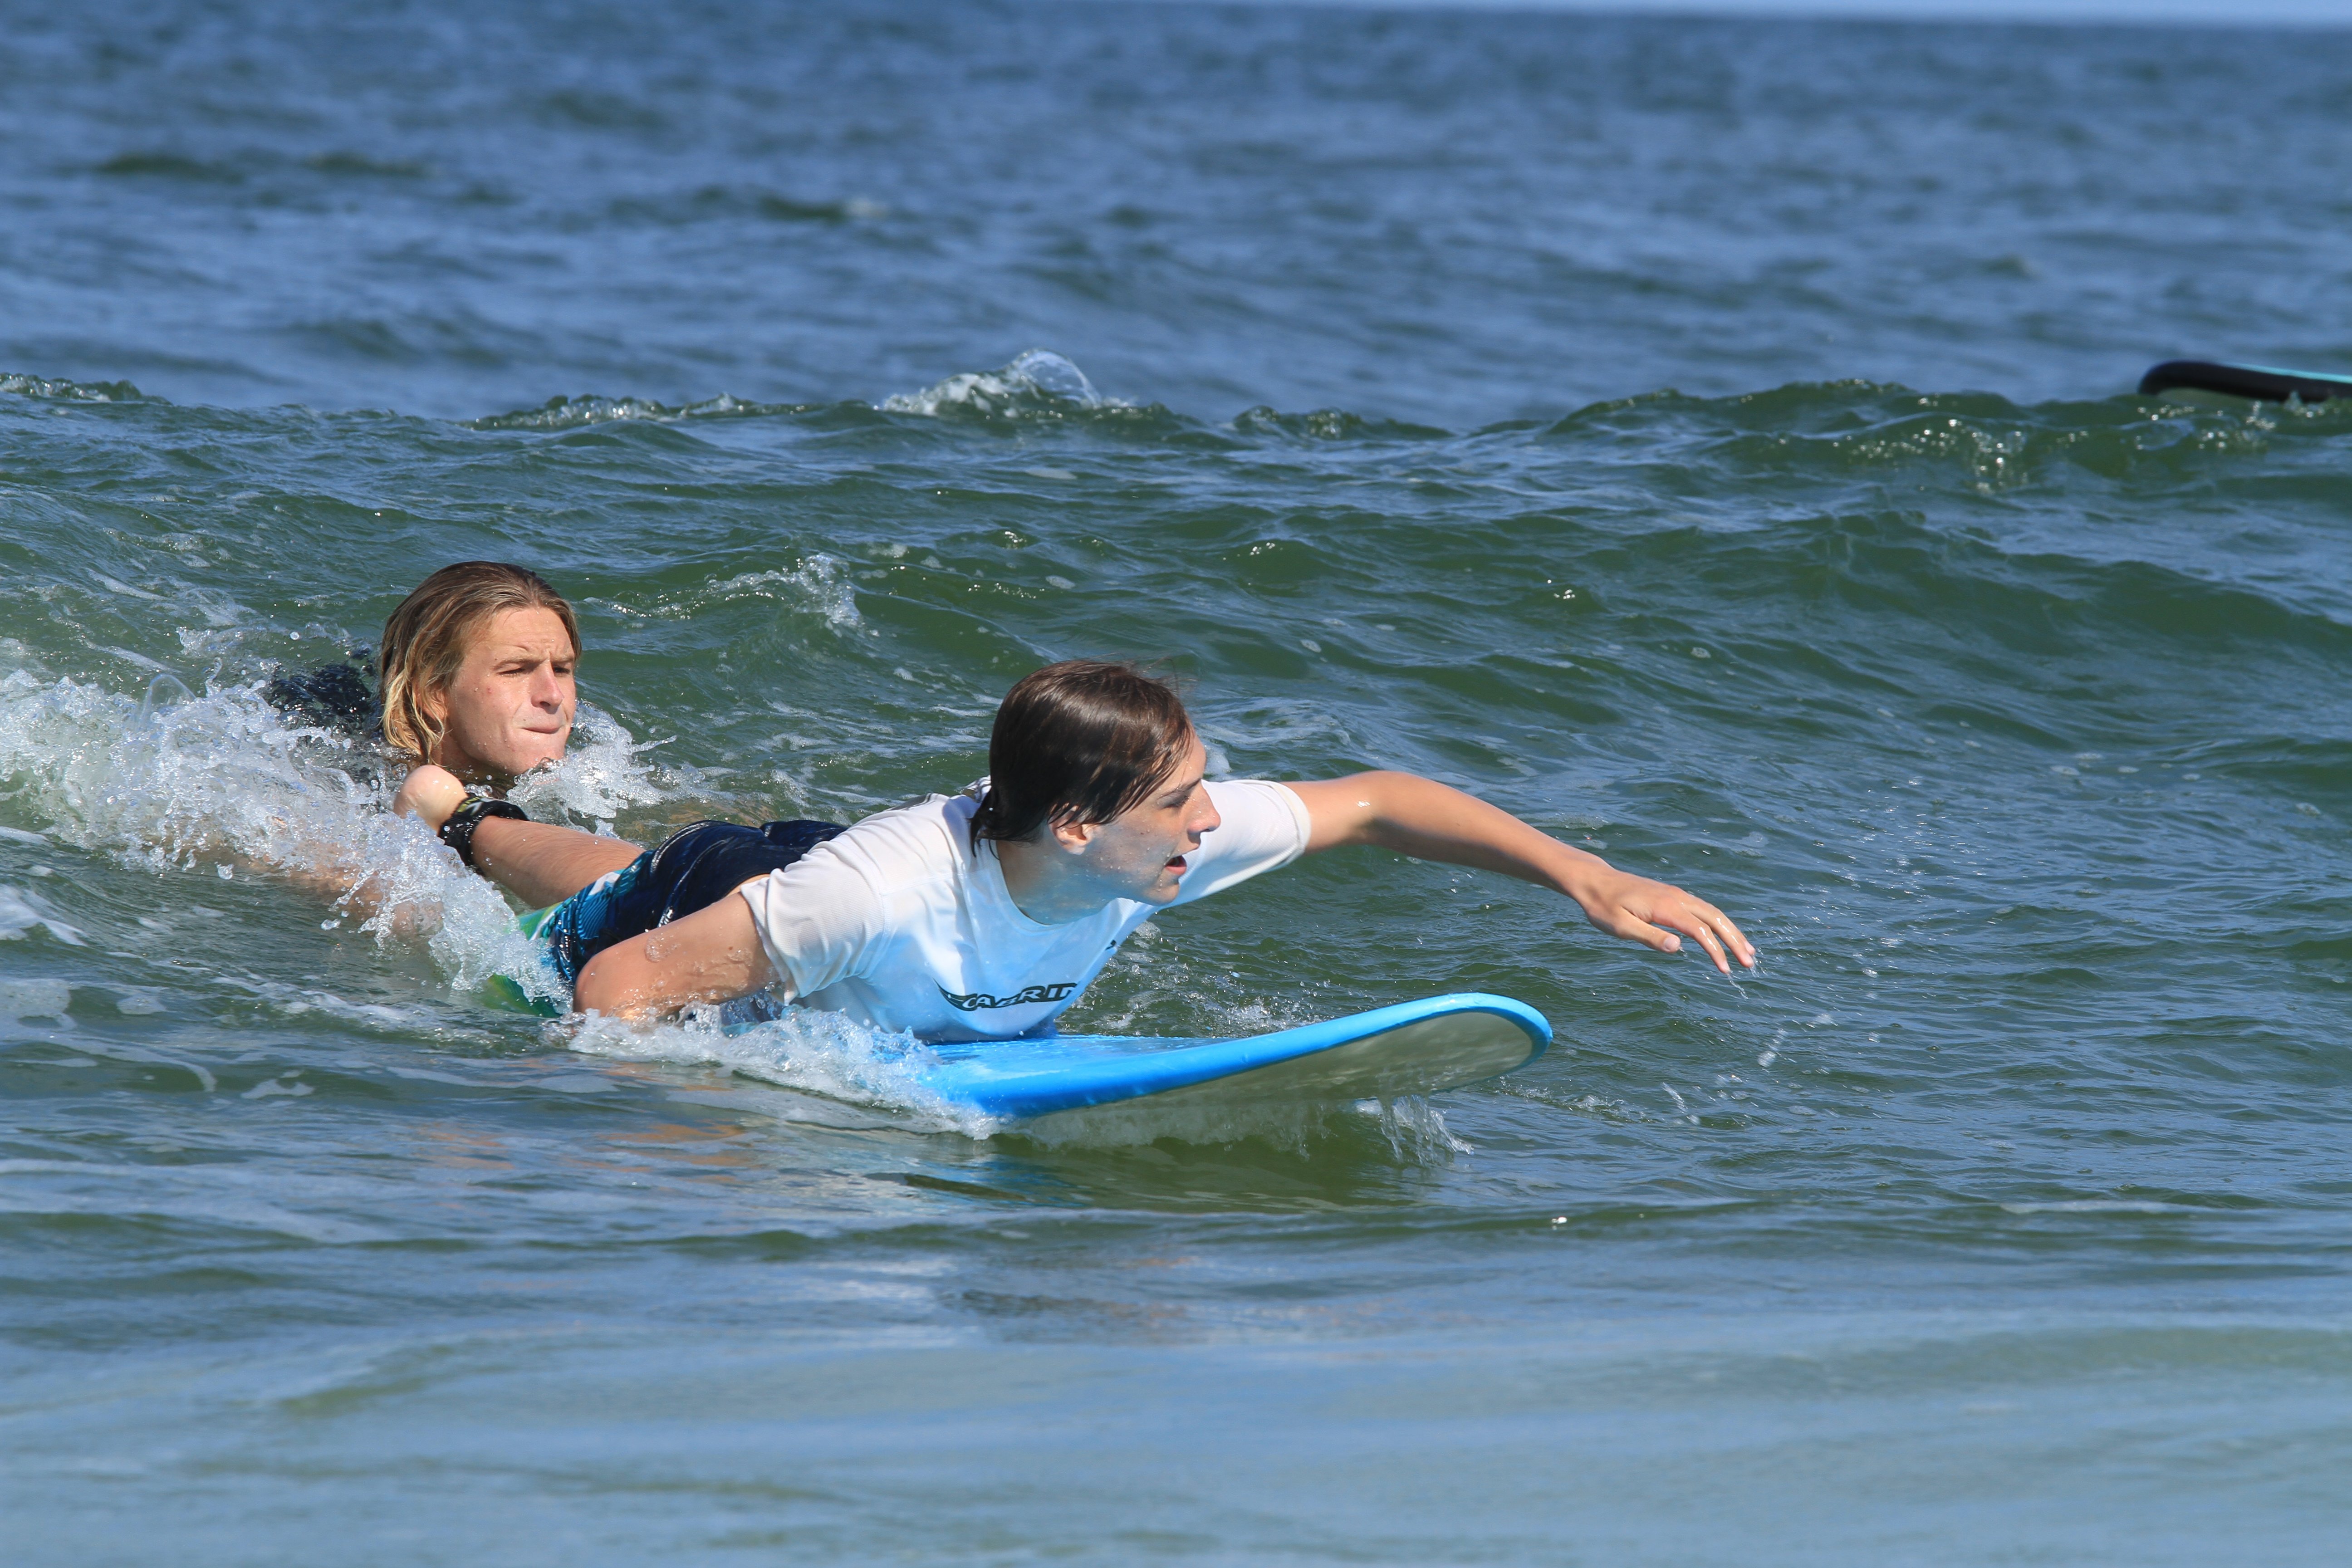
[{"xmin": 6, "ymin": 3, "xmax": 2352, "ymax": 1562}]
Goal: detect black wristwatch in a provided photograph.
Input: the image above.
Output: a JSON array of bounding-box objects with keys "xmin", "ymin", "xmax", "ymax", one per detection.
[{"xmin": 438, "ymin": 799, "xmax": 528, "ymax": 868}]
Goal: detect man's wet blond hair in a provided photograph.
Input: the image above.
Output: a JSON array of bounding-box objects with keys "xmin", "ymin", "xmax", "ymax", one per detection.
[{"xmin": 378, "ymin": 562, "xmax": 578, "ymax": 766}]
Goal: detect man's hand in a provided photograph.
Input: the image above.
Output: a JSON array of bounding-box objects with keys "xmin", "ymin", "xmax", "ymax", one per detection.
[
  {"xmin": 392, "ymin": 765, "xmax": 469, "ymax": 829},
  {"xmin": 392, "ymin": 762, "xmax": 640, "ymax": 906}
]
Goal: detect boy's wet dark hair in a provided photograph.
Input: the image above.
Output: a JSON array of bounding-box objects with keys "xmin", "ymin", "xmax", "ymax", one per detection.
[{"xmin": 972, "ymin": 660, "xmax": 1194, "ymax": 847}]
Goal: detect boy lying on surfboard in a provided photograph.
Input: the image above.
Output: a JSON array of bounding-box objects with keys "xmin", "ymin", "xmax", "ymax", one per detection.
[{"xmin": 392, "ymin": 641, "xmax": 1754, "ymax": 1040}]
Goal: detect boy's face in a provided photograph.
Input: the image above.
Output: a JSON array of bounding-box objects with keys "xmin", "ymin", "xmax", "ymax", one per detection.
[{"xmin": 1053, "ymin": 735, "xmax": 1220, "ymax": 907}]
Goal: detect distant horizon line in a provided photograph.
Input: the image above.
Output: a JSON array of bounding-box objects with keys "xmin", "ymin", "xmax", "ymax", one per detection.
[{"xmin": 1109, "ymin": 0, "xmax": 2352, "ymax": 31}]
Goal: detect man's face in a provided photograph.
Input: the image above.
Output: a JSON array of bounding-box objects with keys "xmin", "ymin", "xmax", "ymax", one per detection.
[
  {"xmin": 424, "ymin": 606, "xmax": 577, "ymax": 779},
  {"xmin": 1055, "ymin": 735, "xmax": 1221, "ymax": 906}
]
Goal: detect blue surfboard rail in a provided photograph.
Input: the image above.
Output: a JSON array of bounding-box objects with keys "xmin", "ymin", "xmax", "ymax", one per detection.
[{"xmin": 913, "ymin": 991, "xmax": 1552, "ymax": 1121}]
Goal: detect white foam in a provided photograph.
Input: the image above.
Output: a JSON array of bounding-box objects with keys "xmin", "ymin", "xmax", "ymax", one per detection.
[
  {"xmin": 621, "ymin": 555, "xmax": 862, "ymax": 632},
  {"xmin": 503, "ymin": 701, "xmax": 670, "ymax": 827},
  {"xmin": 882, "ymin": 349, "xmax": 1121, "ymax": 418},
  {"xmin": 0, "ymin": 977, "xmax": 72, "ymax": 1022},
  {"xmin": 0, "ymin": 666, "xmax": 565, "ymax": 1005},
  {"xmin": 0, "ymin": 885, "xmax": 85, "ymax": 946},
  {"xmin": 466, "ymin": 391, "xmax": 790, "ymax": 431},
  {"xmin": 565, "ymin": 1007, "xmax": 988, "ymax": 1135},
  {"xmin": 0, "ymin": 373, "xmax": 144, "ymax": 403}
]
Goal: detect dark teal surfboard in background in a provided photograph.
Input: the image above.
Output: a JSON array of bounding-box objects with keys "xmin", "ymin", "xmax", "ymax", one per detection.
[{"xmin": 2140, "ymin": 360, "xmax": 2352, "ymax": 404}]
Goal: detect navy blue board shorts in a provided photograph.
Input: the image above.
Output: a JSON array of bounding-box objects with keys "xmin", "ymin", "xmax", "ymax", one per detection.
[{"xmin": 517, "ymin": 818, "xmax": 846, "ymax": 1000}]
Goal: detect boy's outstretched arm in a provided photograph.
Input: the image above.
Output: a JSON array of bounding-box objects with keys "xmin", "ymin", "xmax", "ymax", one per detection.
[{"xmin": 1284, "ymin": 771, "xmax": 1756, "ymax": 975}]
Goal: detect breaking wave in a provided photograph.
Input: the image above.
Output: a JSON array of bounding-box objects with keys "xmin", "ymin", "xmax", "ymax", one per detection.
[
  {"xmin": 1, "ymin": 371, "xmax": 154, "ymax": 403},
  {"xmin": 0, "ymin": 666, "xmax": 657, "ymax": 1006},
  {"xmin": 882, "ymin": 349, "xmax": 1121, "ymax": 419},
  {"xmin": 466, "ymin": 390, "xmax": 817, "ymax": 431}
]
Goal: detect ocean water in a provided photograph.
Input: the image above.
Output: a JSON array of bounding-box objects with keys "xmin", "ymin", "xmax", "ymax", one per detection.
[{"xmin": 6, "ymin": 3, "xmax": 2352, "ymax": 1563}]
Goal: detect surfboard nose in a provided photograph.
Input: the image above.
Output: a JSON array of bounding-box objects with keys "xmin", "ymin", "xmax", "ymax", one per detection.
[{"xmin": 2139, "ymin": 360, "xmax": 2352, "ymax": 404}]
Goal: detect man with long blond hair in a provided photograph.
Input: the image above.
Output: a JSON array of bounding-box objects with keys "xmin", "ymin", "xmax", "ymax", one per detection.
[
  {"xmin": 377, "ymin": 561, "xmax": 580, "ymax": 777},
  {"xmin": 382, "ymin": 560, "xmax": 847, "ymax": 932},
  {"xmin": 376, "ymin": 562, "xmax": 645, "ymax": 909}
]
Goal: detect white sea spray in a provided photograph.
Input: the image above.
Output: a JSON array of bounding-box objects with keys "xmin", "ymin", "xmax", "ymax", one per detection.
[
  {"xmin": 627, "ymin": 555, "xmax": 863, "ymax": 632},
  {"xmin": 0, "ymin": 666, "xmax": 565, "ymax": 1004},
  {"xmin": 0, "ymin": 883, "xmax": 85, "ymax": 947},
  {"xmin": 882, "ymin": 349, "xmax": 1120, "ymax": 418},
  {"xmin": 504, "ymin": 701, "xmax": 671, "ymax": 826},
  {"xmin": 565, "ymin": 1007, "xmax": 989, "ymax": 1135},
  {"xmin": 0, "ymin": 976, "xmax": 74, "ymax": 1022}
]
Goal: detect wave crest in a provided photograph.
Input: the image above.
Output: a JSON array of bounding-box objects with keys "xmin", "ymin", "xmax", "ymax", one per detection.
[
  {"xmin": 1232, "ymin": 405, "xmax": 1451, "ymax": 442},
  {"xmin": 882, "ymin": 349, "xmax": 1121, "ymax": 419},
  {"xmin": 1537, "ymin": 378, "xmax": 2352, "ymax": 492},
  {"xmin": 0, "ymin": 667, "xmax": 637, "ymax": 1005},
  {"xmin": 1, "ymin": 372, "xmax": 152, "ymax": 404},
  {"xmin": 466, "ymin": 391, "xmax": 813, "ymax": 431}
]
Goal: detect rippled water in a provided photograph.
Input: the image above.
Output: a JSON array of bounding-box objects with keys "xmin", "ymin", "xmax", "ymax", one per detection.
[{"xmin": 6, "ymin": 4, "xmax": 2352, "ymax": 1563}]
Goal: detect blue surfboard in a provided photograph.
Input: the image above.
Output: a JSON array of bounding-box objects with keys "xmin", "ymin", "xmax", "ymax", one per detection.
[{"xmin": 908, "ymin": 992, "xmax": 1551, "ymax": 1121}]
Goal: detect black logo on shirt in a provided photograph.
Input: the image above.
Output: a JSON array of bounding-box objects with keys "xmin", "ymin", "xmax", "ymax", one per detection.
[{"xmin": 939, "ymin": 982, "xmax": 1078, "ymax": 1012}]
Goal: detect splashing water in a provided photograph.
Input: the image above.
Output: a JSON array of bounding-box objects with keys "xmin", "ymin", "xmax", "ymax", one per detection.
[
  {"xmin": 565, "ymin": 1006, "xmax": 988, "ymax": 1134},
  {"xmin": 503, "ymin": 701, "xmax": 672, "ymax": 828},
  {"xmin": 0, "ymin": 887, "xmax": 86, "ymax": 948},
  {"xmin": 0, "ymin": 666, "xmax": 564, "ymax": 1004},
  {"xmin": 0, "ymin": 372, "xmax": 149, "ymax": 403},
  {"xmin": 628, "ymin": 555, "xmax": 864, "ymax": 633},
  {"xmin": 881, "ymin": 349, "xmax": 1116, "ymax": 418}
]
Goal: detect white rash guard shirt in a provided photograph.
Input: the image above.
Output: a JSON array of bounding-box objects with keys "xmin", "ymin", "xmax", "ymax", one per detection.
[{"xmin": 737, "ymin": 779, "xmax": 1312, "ymax": 1043}]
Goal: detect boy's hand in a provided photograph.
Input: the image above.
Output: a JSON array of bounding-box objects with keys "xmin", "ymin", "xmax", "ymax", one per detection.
[{"xmin": 1568, "ymin": 866, "xmax": 1756, "ymax": 975}]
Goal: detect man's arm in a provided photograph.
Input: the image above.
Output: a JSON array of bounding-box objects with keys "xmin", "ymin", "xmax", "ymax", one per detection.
[
  {"xmin": 1284, "ymin": 771, "xmax": 1756, "ymax": 975},
  {"xmin": 393, "ymin": 764, "xmax": 642, "ymax": 908},
  {"xmin": 572, "ymin": 890, "xmax": 775, "ymax": 1018}
]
